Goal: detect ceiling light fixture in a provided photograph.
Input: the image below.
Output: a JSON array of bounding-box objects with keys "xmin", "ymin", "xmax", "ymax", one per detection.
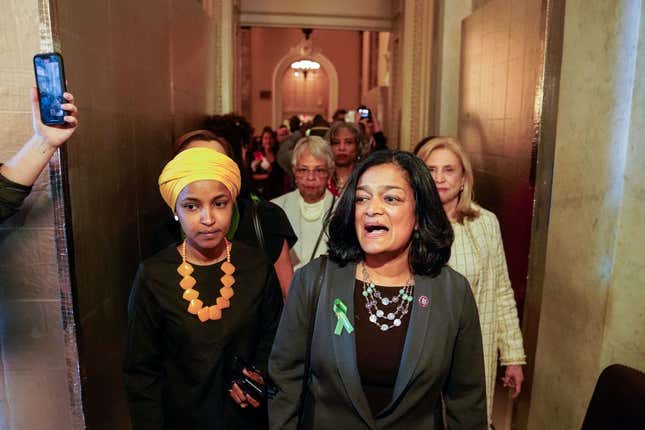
[{"xmin": 290, "ymin": 59, "xmax": 320, "ymax": 79}]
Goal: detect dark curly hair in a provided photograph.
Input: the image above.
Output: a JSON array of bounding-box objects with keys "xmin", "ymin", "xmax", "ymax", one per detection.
[
  {"xmin": 327, "ymin": 150, "xmax": 453, "ymax": 277},
  {"xmin": 203, "ymin": 113, "xmax": 259, "ymax": 199}
]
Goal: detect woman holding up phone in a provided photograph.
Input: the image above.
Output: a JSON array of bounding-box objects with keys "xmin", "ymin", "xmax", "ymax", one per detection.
[
  {"xmin": 248, "ymin": 126, "xmax": 289, "ymax": 199},
  {"xmin": 0, "ymin": 87, "xmax": 78, "ymax": 222},
  {"xmin": 124, "ymin": 148, "xmax": 283, "ymax": 429}
]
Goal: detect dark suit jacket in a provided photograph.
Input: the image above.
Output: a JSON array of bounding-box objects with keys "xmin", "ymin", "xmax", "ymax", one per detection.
[{"xmin": 269, "ymin": 258, "xmax": 487, "ymax": 430}]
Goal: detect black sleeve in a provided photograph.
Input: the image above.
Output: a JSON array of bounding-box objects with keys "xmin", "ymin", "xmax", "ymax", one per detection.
[
  {"xmin": 268, "ymin": 266, "xmax": 312, "ymax": 429},
  {"xmin": 443, "ymin": 281, "xmax": 488, "ymax": 429},
  {"xmin": 257, "ymin": 200, "xmax": 297, "ymax": 261},
  {"xmin": 235, "ymin": 199, "xmax": 297, "ymax": 264},
  {"xmin": 0, "ymin": 170, "xmax": 32, "ymax": 223},
  {"xmin": 123, "ymin": 264, "xmax": 165, "ymax": 429},
  {"xmin": 253, "ymin": 265, "xmax": 284, "ymax": 373}
]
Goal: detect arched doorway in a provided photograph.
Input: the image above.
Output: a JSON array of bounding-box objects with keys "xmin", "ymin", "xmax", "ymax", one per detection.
[
  {"xmin": 281, "ymin": 64, "xmax": 330, "ymax": 122},
  {"xmin": 272, "ymin": 50, "xmax": 338, "ymax": 127}
]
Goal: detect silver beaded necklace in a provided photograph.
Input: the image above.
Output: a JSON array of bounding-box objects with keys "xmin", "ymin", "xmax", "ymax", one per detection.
[{"xmin": 360, "ymin": 262, "xmax": 414, "ymax": 331}]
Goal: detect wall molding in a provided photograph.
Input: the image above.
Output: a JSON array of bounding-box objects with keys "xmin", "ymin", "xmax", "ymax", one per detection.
[
  {"xmin": 398, "ymin": 0, "xmax": 436, "ymax": 150},
  {"xmin": 240, "ymin": 12, "xmax": 392, "ymax": 31}
]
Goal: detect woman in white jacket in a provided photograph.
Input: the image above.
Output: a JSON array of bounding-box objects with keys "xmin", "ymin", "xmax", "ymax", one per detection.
[
  {"xmin": 417, "ymin": 137, "xmax": 527, "ymax": 427},
  {"xmin": 272, "ymin": 136, "xmax": 335, "ymax": 270}
]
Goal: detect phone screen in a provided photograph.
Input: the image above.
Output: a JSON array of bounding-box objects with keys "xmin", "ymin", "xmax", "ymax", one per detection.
[
  {"xmin": 358, "ymin": 108, "xmax": 370, "ymax": 118},
  {"xmin": 33, "ymin": 53, "xmax": 67, "ymax": 125}
]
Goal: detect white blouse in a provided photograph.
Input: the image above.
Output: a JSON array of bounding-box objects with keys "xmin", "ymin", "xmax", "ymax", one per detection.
[{"xmin": 271, "ymin": 190, "xmax": 335, "ymax": 270}]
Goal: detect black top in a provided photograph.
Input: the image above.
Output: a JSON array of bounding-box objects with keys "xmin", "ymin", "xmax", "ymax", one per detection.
[
  {"xmin": 0, "ymin": 169, "xmax": 32, "ymax": 223},
  {"xmin": 371, "ymin": 131, "xmax": 388, "ymax": 152},
  {"xmin": 236, "ymin": 199, "xmax": 296, "ymax": 261},
  {"xmin": 149, "ymin": 199, "xmax": 297, "ymax": 263},
  {"xmin": 354, "ymin": 279, "xmax": 411, "ymax": 416},
  {"xmin": 124, "ymin": 241, "xmax": 283, "ymax": 429}
]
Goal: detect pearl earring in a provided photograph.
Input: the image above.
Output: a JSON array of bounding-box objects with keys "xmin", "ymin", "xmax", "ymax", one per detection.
[{"xmin": 174, "ymin": 214, "xmax": 179, "ymax": 221}]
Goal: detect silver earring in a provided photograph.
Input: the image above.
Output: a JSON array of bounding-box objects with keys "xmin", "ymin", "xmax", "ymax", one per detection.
[{"xmin": 174, "ymin": 214, "xmax": 179, "ymax": 221}]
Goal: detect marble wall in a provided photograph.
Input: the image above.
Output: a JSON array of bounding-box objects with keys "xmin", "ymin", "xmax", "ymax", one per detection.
[
  {"xmin": 600, "ymin": 2, "xmax": 645, "ymax": 373},
  {"xmin": 0, "ymin": 1, "xmax": 80, "ymax": 428},
  {"xmin": 528, "ymin": 1, "xmax": 645, "ymax": 429},
  {"xmin": 3, "ymin": 1, "xmax": 217, "ymax": 428},
  {"xmin": 52, "ymin": 1, "xmax": 218, "ymax": 427}
]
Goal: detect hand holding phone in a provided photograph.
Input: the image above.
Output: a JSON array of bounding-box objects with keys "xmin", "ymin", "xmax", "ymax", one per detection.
[
  {"xmin": 30, "ymin": 88, "xmax": 78, "ymax": 149},
  {"xmin": 30, "ymin": 53, "xmax": 78, "ymax": 148},
  {"xmin": 33, "ymin": 53, "xmax": 68, "ymax": 126},
  {"xmin": 228, "ymin": 355, "xmax": 277, "ymax": 408},
  {"xmin": 357, "ymin": 106, "xmax": 371, "ymax": 119}
]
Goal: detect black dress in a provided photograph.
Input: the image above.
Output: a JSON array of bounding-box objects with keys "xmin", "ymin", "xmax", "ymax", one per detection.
[{"xmin": 124, "ymin": 241, "xmax": 283, "ymax": 429}]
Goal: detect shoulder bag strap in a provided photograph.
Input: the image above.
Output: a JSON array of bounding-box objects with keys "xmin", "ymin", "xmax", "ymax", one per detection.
[
  {"xmin": 309, "ymin": 196, "xmax": 336, "ymax": 262},
  {"xmin": 296, "ymin": 255, "xmax": 327, "ymax": 429},
  {"xmin": 251, "ymin": 199, "xmax": 267, "ymax": 255}
]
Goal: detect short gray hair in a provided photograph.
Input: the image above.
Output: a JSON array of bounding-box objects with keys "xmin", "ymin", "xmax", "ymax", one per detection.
[{"xmin": 291, "ymin": 136, "xmax": 335, "ymax": 171}]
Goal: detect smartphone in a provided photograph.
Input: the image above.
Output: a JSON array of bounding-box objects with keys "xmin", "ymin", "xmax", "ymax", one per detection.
[
  {"xmin": 357, "ymin": 106, "xmax": 371, "ymax": 119},
  {"xmin": 33, "ymin": 52, "xmax": 68, "ymax": 125}
]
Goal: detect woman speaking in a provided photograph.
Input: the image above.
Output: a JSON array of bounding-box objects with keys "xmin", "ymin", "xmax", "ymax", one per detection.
[
  {"xmin": 269, "ymin": 150, "xmax": 487, "ymax": 429},
  {"xmin": 124, "ymin": 148, "xmax": 283, "ymax": 429}
]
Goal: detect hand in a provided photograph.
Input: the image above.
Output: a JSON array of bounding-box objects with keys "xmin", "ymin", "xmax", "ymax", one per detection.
[
  {"xmin": 31, "ymin": 86, "xmax": 78, "ymax": 148},
  {"xmin": 501, "ymin": 365, "xmax": 524, "ymax": 398},
  {"xmin": 259, "ymin": 156, "xmax": 271, "ymax": 171},
  {"xmin": 229, "ymin": 368, "xmax": 264, "ymax": 409}
]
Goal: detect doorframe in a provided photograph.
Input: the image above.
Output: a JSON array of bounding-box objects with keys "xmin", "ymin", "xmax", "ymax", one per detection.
[{"xmin": 272, "ymin": 50, "xmax": 338, "ymax": 127}]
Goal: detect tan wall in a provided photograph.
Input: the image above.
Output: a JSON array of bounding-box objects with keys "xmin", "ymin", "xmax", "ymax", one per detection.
[
  {"xmin": 436, "ymin": 0, "xmax": 472, "ymax": 136},
  {"xmin": 51, "ymin": 1, "xmax": 218, "ymax": 428},
  {"xmin": 528, "ymin": 1, "xmax": 645, "ymax": 429},
  {"xmin": 249, "ymin": 27, "xmax": 361, "ymax": 129},
  {"xmin": 0, "ymin": 1, "xmax": 79, "ymax": 429}
]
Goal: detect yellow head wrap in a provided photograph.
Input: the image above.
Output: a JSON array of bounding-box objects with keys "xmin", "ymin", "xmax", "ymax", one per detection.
[{"xmin": 158, "ymin": 147, "xmax": 241, "ymax": 211}]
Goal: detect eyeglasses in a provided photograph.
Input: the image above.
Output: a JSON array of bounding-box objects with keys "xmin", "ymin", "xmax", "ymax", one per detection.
[{"xmin": 294, "ymin": 167, "xmax": 329, "ymax": 178}]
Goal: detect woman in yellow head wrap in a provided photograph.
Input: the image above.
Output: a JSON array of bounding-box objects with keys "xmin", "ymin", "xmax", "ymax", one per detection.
[{"xmin": 124, "ymin": 147, "xmax": 283, "ymax": 430}]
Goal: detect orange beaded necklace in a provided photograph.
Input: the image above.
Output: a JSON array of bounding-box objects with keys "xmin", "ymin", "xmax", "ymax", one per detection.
[{"xmin": 177, "ymin": 239, "xmax": 236, "ymax": 322}]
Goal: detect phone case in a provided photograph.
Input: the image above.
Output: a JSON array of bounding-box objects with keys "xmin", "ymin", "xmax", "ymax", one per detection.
[{"xmin": 33, "ymin": 52, "xmax": 68, "ymax": 125}]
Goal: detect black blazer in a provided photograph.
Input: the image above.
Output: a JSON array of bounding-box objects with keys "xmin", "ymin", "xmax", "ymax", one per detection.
[{"xmin": 269, "ymin": 258, "xmax": 487, "ymax": 430}]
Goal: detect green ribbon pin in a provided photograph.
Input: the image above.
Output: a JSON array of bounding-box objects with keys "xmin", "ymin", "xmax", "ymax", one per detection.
[{"xmin": 333, "ymin": 298, "xmax": 354, "ymax": 336}]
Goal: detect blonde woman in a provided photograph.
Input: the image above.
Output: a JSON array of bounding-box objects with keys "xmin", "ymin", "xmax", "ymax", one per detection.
[{"xmin": 417, "ymin": 137, "xmax": 526, "ymax": 426}]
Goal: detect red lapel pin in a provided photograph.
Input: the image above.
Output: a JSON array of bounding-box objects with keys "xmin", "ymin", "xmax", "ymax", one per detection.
[{"xmin": 418, "ymin": 295, "xmax": 430, "ymax": 308}]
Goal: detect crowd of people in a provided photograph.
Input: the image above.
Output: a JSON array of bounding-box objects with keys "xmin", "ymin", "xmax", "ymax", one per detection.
[{"xmin": 2, "ymin": 96, "xmax": 526, "ymax": 429}]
